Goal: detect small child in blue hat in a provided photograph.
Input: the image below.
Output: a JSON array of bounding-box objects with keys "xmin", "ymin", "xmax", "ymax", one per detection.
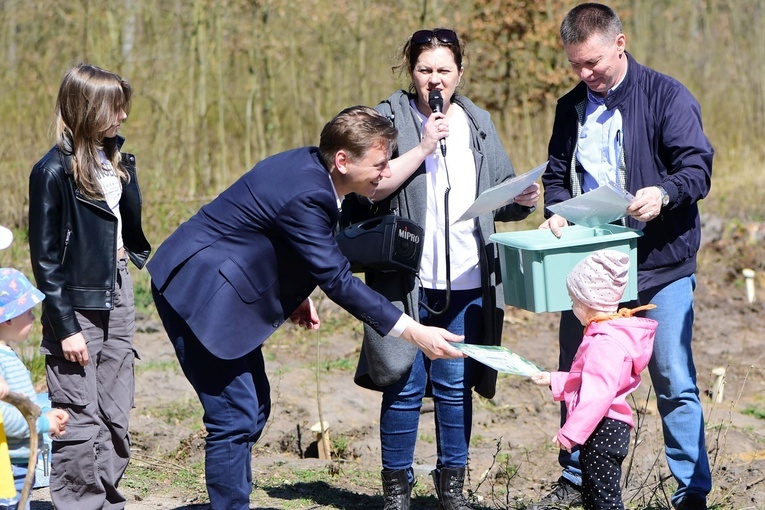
[{"xmin": 0, "ymin": 268, "xmax": 68, "ymax": 509}]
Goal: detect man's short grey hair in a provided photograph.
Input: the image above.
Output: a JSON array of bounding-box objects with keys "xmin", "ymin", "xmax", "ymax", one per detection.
[{"xmin": 560, "ymin": 3, "xmax": 623, "ymax": 46}]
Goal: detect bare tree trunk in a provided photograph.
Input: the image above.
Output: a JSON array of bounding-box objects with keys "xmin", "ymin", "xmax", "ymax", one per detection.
[
  {"xmin": 4, "ymin": 0, "xmax": 18, "ymax": 76},
  {"xmin": 419, "ymin": 0, "xmax": 429, "ymax": 26},
  {"xmin": 357, "ymin": 0, "xmax": 369, "ymax": 105},
  {"xmin": 246, "ymin": 10, "xmax": 268, "ymax": 167},
  {"xmin": 629, "ymin": 0, "xmax": 649, "ymax": 62},
  {"xmin": 758, "ymin": 1, "xmax": 765, "ymax": 141},
  {"xmin": 193, "ymin": 0, "xmax": 210, "ymax": 192},
  {"xmin": 265, "ymin": 47, "xmax": 280, "ymax": 158},
  {"xmin": 287, "ymin": 3, "xmax": 302, "ymax": 148},
  {"xmin": 122, "ymin": 0, "xmax": 137, "ymax": 74},
  {"xmin": 81, "ymin": 0, "xmax": 91, "ymax": 60},
  {"xmin": 215, "ymin": 5, "xmax": 227, "ymax": 186}
]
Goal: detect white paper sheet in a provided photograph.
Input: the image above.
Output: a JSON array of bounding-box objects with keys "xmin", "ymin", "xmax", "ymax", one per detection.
[
  {"xmin": 547, "ymin": 181, "xmax": 635, "ymax": 227},
  {"xmin": 455, "ymin": 162, "xmax": 547, "ymax": 223},
  {"xmin": 452, "ymin": 344, "xmax": 544, "ymax": 377}
]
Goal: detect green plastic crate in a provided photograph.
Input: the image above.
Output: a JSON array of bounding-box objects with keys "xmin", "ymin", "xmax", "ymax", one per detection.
[{"xmin": 490, "ymin": 225, "xmax": 643, "ymax": 313}]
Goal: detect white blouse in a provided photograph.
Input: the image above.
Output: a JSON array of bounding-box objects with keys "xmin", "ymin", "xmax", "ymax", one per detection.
[
  {"xmin": 97, "ymin": 150, "xmax": 124, "ymax": 252},
  {"xmin": 411, "ymin": 100, "xmax": 480, "ymax": 291}
]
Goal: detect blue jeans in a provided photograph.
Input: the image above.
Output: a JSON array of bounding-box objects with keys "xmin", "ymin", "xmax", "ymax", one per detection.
[
  {"xmin": 558, "ymin": 275, "xmax": 711, "ymax": 507},
  {"xmin": 153, "ymin": 285, "xmax": 271, "ymax": 510},
  {"xmin": 380, "ymin": 288, "xmax": 482, "ymax": 481}
]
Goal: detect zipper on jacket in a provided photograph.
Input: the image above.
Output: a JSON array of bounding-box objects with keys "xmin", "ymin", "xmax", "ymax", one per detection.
[
  {"xmin": 61, "ymin": 228, "xmax": 71, "ymax": 264},
  {"xmin": 75, "ymin": 190, "xmax": 115, "ymax": 217}
]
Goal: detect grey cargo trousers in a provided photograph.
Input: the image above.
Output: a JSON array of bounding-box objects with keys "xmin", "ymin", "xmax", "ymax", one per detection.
[{"xmin": 42, "ymin": 258, "xmax": 136, "ymax": 510}]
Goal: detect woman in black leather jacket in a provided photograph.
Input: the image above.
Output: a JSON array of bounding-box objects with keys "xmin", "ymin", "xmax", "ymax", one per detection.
[{"xmin": 28, "ymin": 63, "xmax": 150, "ymax": 509}]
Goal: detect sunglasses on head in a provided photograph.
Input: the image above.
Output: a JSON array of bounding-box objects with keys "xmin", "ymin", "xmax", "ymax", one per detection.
[{"xmin": 411, "ymin": 29, "xmax": 458, "ymax": 45}]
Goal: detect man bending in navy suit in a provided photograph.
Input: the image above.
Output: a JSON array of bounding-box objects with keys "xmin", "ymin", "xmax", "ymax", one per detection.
[{"xmin": 148, "ymin": 105, "xmax": 465, "ymax": 509}]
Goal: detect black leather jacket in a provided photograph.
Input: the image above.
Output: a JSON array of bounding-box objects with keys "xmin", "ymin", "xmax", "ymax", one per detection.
[{"xmin": 28, "ymin": 138, "xmax": 151, "ymax": 341}]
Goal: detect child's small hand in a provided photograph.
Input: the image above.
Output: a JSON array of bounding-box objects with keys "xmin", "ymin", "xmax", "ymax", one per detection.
[
  {"xmin": 552, "ymin": 434, "xmax": 571, "ymax": 453},
  {"xmin": 0, "ymin": 376, "xmax": 8, "ymax": 399},
  {"xmin": 46, "ymin": 409, "xmax": 69, "ymax": 437},
  {"xmin": 531, "ymin": 371, "xmax": 551, "ymax": 387}
]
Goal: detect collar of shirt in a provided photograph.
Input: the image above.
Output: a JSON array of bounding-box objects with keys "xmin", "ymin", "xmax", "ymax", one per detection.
[
  {"xmin": 578, "ymin": 88, "xmax": 624, "ymax": 193},
  {"xmin": 586, "ymin": 87, "xmax": 607, "ymax": 106},
  {"xmin": 326, "ymin": 170, "xmax": 342, "ymax": 210}
]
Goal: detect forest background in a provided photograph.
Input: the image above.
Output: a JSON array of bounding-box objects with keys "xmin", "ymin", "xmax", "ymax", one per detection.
[
  {"xmin": 1, "ymin": 0, "xmax": 763, "ymax": 245},
  {"xmin": 0, "ymin": 0, "xmax": 763, "ymax": 359}
]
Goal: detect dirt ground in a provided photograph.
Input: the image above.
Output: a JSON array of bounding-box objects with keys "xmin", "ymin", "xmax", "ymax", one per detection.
[{"xmin": 29, "ymin": 217, "xmax": 765, "ymax": 509}]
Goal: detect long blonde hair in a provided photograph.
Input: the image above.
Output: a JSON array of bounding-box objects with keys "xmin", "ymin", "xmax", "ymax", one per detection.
[{"xmin": 55, "ymin": 63, "xmax": 132, "ymax": 199}]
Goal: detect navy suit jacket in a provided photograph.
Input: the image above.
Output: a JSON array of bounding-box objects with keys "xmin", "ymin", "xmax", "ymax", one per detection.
[{"xmin": 148, "ymin": 147, "xmax": 402, "ymax": 359}]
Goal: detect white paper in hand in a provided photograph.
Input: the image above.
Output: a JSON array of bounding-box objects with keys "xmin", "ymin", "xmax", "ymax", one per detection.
[
  {"xmin": 455, "ymin": 162, "xmax": 546, "ymax": 223},
  {"xmin": 452, "ymin": 343, "xmax": 543, "ymax": 377},
  {"xmin": 547, "ymin": 181, "xmax": 635, "ymax": 227}
]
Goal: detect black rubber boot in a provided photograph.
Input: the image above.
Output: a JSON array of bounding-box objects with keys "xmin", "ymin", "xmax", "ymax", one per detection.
[
  {"xmin": 381, "ymin": 469, "xmax": 412, "ymax": 510},
  {"xmin": 431, "ymin": 467, "xmax": 474, "ymax": 510}
]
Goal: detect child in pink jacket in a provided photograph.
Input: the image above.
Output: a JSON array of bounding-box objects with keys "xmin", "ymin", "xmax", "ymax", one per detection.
[{"xmin": 532, "ymin": 250, "xmax": 657, "ymax": 509}]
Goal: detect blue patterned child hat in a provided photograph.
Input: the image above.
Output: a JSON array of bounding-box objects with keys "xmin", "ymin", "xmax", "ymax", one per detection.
[{"xmin": 0, "ymin": 268, "xmax": 46, "ymax": 322}]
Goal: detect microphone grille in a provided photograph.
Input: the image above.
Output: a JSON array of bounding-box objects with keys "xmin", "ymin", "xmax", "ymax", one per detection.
[{"xmin": 428, "ymin": 90, "xmax": 443, "ymax": 112}]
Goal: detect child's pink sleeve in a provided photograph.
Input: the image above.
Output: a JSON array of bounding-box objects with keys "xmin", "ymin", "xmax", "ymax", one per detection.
[
  {"xmin": 556, "ymin": 431, "xmax": 578, "ymax": 450},
  {"xmin": 549, "ymin": 371, "xmax": 567, "ymax": 402}
]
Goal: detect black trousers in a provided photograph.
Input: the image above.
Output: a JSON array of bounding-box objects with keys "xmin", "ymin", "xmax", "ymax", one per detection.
[{"xmin": 579, "ymin": 417, "xmax": 631, "ymax": 510}]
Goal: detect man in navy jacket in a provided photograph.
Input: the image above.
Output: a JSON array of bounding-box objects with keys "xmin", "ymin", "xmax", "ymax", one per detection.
[
  {"xmin": 149, "ymin": 106, "xmax": 464, "ymax": 509},
  {"xmin": 535, "ymin": 4, "xmax": 713, "ymax": 510}
]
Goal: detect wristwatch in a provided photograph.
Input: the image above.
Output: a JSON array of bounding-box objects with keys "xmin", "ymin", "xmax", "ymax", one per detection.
[{"xmin": 657, "ymin": 185, "xmax": 669, "ymax": 207}]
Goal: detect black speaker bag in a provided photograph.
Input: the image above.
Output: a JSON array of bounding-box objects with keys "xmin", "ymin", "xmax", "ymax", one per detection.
[{"xmin": 336, "ymin": 215, "xmax": 423, "ymax": 274}]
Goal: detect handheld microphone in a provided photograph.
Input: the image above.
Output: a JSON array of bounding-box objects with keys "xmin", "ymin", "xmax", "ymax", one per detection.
[{"xmin": 428, "ymin": 90, "xmax": 447, "ymax": 157}]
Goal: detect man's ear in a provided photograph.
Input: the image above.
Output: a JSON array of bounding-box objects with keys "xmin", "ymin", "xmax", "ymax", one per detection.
[
  {"xmin": 334, "ymin": 150, "xmax": 349, "ymax": 175},
  {"xmin": 616, "ymin": 33, "xmax": 627, "ymax": 55}
]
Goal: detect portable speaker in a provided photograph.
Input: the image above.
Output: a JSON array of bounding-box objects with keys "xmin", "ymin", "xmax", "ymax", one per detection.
[{"xmin": 336, "ymin": 216, "xmax": 424, "ymax": 273}]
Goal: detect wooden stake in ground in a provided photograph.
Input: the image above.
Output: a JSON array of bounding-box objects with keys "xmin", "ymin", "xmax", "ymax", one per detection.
[{"xmin": 310, "ymin": 421, "xmax": 332, "ymax": 460}]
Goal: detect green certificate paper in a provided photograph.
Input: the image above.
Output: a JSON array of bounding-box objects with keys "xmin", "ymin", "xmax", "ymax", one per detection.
[{"xmin": 453, "ymin": 344, "xmax": 543, "ymax": 377}]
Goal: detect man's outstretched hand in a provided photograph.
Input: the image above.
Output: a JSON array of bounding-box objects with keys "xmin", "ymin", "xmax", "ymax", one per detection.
[{"xmin": 400, "ymin": 322, "xmax": 466, "ymax": 360}]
